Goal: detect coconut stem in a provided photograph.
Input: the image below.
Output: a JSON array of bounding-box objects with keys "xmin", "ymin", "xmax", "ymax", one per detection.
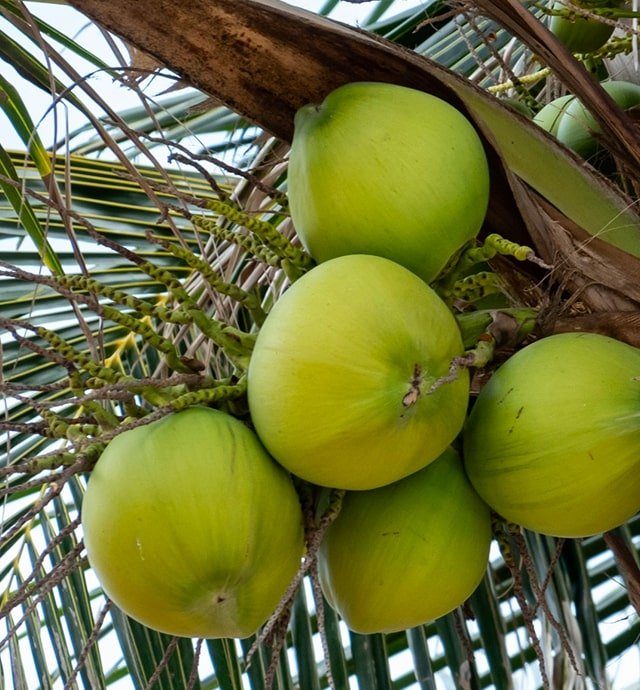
[
  {"xmin": 540, "ymin": 2, "xmax": 639, "ymax": 21},
  {"xmin": 493, "ymin": 518, "xmax": 552, "ymax": 689},
  {"xmin": 244, "ymin": 487, "xmax": 345, "ymax": 684},
  {"xmin": 450, "ymin": 271, "xmax": 504, "ymax": 304},
  {"xmin": 604, "ymin": 529, "xmax": 640, "ymax": 615},
  {"xmin": 146, "ymin": 231, "xmax": 268, "ymax": 326},
  {"xmin": 309, "ymin": 562, "xmax": 337, "ymax": 690},
  {"xmin": 455, "ymin": 308, "xmax": 538, "ymax": 349},
  {"xmin": 427, "ymin": 337, "xmax": 495, "ymax": 395},
  {"xmin": 427, "ymin": 307, "xmax": 541, "ymax": 393},
  {"xmin": 437, "ymin": 233, "xmax": 549, "ymax": 304},
  {"xmin": 402, "ymin": 364, "xmax": 423, "ymax": 407},
  {"xmin": 205, "ymin": 198, "xmax": 313, "ymax": 271}
]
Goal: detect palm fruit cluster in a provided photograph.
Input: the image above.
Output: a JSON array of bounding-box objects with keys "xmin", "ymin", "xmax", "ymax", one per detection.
[{"xmin": 82, "ymin": 81, "xmax": 640, "ymax": 641}]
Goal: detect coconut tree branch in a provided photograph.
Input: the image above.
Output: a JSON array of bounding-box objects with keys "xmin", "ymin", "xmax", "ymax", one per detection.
[
  {"xmin": 62, "ymin": 0, "xmax": 456, "ymax": 141},
  {"xmin": 551, "ymin": 312, "xmax": 640, "ymax": 348}
]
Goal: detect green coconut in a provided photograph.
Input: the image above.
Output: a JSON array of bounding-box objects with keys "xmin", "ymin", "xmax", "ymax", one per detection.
[
  {"xmin": 318, "ymin": 448, "xmax": 492, "ymax": 633},
  {"xmin": 556, "ymin": 80, "xmax": 640, "ymax": 158},
  {"xmin": 247, "ymin": 254, "xmax": 469, "ymax": 490},
  {"xmin": 549, "ymin": 1, "xmax": 620, "ymax": 53},
  {"xmin": 533, "ymin": 94, "xmax": 576, "ymax": 136},
  {"xmin": 288, "ymin": 81, "xmax": 490, "ymax": 283},
  {"xmin": 464, "ymin": 333, "xmax": 640, "ymax": 538},
  {"xmin": 82, "ymin": 407, "xmax": 304, "ymax": 638}
]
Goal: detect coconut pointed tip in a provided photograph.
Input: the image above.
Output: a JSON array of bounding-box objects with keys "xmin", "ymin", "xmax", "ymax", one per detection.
[{"xmin": 294, "ymin": 101, "xmax": 326, "ymax": 131}]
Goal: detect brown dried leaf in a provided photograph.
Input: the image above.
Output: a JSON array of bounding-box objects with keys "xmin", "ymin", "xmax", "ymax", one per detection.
[
  {"xmin": 125, "ymin": 43, "xmax": 161, "ymax": 73},
  {"xmin": 551, "ymin": 312, "xmax": 640, "ymax": 347}
]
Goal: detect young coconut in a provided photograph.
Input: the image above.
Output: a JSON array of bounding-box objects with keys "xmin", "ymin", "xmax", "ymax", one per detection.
[
  {"xmin": 555, "ymin": 80, "xmax": 640, "ymax": 158},
  {"xmin": 82, "ymin": 407, "xmax": 305, "ymax": 638},
  {"xmin": 464, "ymin": 333, "xmax": 640, "ymax": 538},
  {"xmin": 288, "ymin": 81, "xmax": 490, "ymax": 284},
  {"xmin": 247, "ymin": 255, "xmax": 469, "ymax": 490},
  {"xmin": 317, "ymin": 447, "xmax": 492, "ymax": 634},
  {"xmin": 549, "ymin": 1, "xmax": 621, "ymax": 53},
  {"xmin": 533, "ymin": 94, "xmax": 576, "ymax": 136}
]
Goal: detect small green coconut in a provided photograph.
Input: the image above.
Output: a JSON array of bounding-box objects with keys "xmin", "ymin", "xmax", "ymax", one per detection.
[
  {"xmin": 556, "ymin": 80, "xmax": 640, "ymax": 158},
  {"xmin": 549, "ymin": 1, "xmax": 621, "ymax": 53}
]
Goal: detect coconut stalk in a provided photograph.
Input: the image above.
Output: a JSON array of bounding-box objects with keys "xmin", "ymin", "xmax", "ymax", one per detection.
[{"xmin": 603, "ymin": 530, "xmax": 640, "ymax": 615}]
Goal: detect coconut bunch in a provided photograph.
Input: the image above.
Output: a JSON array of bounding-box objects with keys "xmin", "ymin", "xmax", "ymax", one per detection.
[
  {"xmin": 66, "ymin": 3, "xmax": 640, "ymax": 653},
  {"xmin": 524, "ymin": 3, "xmax": 640, "ymax": 164},
  {"xmin": 81, "ymin": 81, "xmax": 495, "ymax": 641},
  {"xmin": 82, "ymin": 80, "xmax": 640, "ymax": 645},
  {"xmin": 247, "ymin": 81, "xmax": 640, "ymax": 630},
  {"xmin": 4, "ymin": 3, "xmax": 640, "ymax": 689}
]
